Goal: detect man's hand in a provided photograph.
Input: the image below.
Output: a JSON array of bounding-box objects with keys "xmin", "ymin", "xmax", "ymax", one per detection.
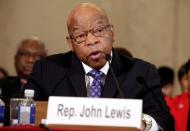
[{"xmin": 141, "ymin": 120, "xmax": 146, "ymax": 131}]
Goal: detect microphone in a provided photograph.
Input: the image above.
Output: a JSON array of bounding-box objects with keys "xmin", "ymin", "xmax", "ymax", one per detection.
[
  {"xmin": 105, "ymin": 53, "xmax": 124, "ymax": 98},
  {"xmin": 136, "ymin": 76, "xmax": 167, "ymax": 112}
]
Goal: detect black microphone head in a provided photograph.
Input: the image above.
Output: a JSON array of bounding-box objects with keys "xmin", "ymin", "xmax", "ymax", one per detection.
[{"xmin": 105, "ymin": 53, "xmax": 111, "ymax": 61}]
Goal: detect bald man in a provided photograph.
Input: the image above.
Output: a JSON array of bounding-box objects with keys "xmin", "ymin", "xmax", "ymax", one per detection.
[
  {"xmin": 0, "ymin": 37, "xmax": 47, "ymax": 125},
  {"xmin": 25, "ymin": 3, "xmax": 174, "ymax": 130}
]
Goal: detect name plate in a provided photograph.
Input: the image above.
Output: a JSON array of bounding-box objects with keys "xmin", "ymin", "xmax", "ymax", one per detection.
[{"xmin": 46, "ymin": 96, "xmax": 142, "ymax": 129}]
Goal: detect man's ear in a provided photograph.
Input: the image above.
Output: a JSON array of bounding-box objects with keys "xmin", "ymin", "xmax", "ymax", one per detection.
[
  {"xmin": 66, "ymin": 37, "xmax": 74, "ymax": 51},
  {"xmin": 110, "ymin": 25, "xmax": 115, "ymax": 42}
]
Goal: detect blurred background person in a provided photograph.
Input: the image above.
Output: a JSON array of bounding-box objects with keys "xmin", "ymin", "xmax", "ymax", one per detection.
[
  {"xmin": 0, "ymin": 37, "xmax": 47, "ymax": 125},
  {"xmin": 1, "ymin": 37, "xmax": 47, "ymax": 95},
  {"xmin": 162, "ymin": 60, "xmax": 190, "ymax": 131},
  {"xmin": 158, "ymin": 66, "xmax": 175, "ymax": 97},
  {"xmin": 178, "ymin": 63, "xmax": 189, "ymax": 93},
  {"xmin": 0, "ymin": 67, "xmax": 8, "ymax": 79},
  {"xmin": 158, "ymin": 66, "xmax": 175, "ymax": 120},
  {"xmin": 186, "ymin": 59, "xmax": 190, "ymax": 93},
  {"xmin": 14, "ymin": 37, "xmax": 47, "ymax": 80}
]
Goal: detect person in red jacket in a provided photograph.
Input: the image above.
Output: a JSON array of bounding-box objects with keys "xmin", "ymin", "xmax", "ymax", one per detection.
[{"xmin": 168, "ymin": 60, "xmax": 190, "ymax": 131}]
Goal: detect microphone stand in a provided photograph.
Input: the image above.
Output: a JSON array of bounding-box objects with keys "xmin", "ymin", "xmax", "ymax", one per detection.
[{"xmin": 105, "ymin": 54, "xmax": 124, "ymax": 98}]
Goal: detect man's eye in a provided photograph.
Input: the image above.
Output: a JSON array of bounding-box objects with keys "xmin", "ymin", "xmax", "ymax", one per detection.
[
  {"xmin": 75, "ymin": 33, "xmax": 86, "ymax": 39},
  {"xmin": 94, "ymin": 27, "xmax": 104, "ymax": 33},
  {"xmin": 18, "ymin": 52, "xmax": 29, "ymax": 56}
]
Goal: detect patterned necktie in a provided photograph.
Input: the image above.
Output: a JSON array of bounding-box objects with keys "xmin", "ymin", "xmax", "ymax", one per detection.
[{"xmin": 87, "ymin": 70, "xmax": 104, "ymax": 97}]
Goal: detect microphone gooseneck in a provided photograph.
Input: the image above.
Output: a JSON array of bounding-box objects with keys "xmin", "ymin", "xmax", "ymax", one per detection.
[{"xmin": 105, "ymin": 53, "xmax": 124, "ymax": 98}]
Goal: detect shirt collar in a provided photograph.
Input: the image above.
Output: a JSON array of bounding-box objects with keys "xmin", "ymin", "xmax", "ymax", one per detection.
[{"xmin": 82, "ymin": 51, "xmax": 112, "ymax": 75}]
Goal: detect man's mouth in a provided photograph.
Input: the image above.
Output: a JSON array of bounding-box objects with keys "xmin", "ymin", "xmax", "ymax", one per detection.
[
  {"xmin": 24, "ymin": 66, "xmax": 33, "ymax": 72},
  {"xmin": 88, "ymin": 51, "xmax": 103, "ymax": 60}
]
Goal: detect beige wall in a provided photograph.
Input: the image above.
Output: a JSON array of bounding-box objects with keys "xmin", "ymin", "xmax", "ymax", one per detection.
[{"xmin": 0, "ymin": 0, "xmax": 189, "ymax": 95}]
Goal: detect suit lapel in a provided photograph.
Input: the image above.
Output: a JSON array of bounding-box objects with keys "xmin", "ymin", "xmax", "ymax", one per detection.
[
  {"xmin": 68, "ymin": 53, "xmax": 87, "ymax": 97},
  {"xmin": 68, "ymin": 71, "xmax": 87, "ymax": 97},
  {"xmin": 102, "ymin": 50, "xmax": 134, "ymax": 98},
  {"xmin": 102, "ymin": 72, "xmax": 118, "ymax": 97},
  {"xmin": 102, "ymin": 67, "xmax": 126, "ymax": 98}
]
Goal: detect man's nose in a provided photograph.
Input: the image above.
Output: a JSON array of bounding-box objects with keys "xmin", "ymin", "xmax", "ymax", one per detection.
[
  {"xmin": 27, "ymin": 55, "xmax": 39, "ymax": 63},
  {"xmin": 85, "ymin": 32, "xmax": 99, "ymax": 46},
  {"xmin": 27, "ymin": 56, "xmax": 35, "ymax": 63}
]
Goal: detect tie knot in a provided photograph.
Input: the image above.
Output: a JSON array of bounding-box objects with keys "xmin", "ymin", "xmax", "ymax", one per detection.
[{"xmin": 88, "ymin": 70, "xmax": 104, "ymax": 79}]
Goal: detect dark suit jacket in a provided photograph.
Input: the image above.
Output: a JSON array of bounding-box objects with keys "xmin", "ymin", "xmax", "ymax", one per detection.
[
  {"xmin": 25, "ymin": 50, "xmax": 174, "ymax": 130},
  {"xmin": 0, "ymin": 76, "xmax": 24, "ymax": 126}
]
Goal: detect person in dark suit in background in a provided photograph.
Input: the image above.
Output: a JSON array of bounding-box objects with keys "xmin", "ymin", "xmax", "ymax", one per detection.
[
  {"xmin": 158, "ymin": 66, "xmax": 174, "ymax": 98},
  {"xmin": 25, "ymin": 3, "xmax": 174, "ymax": 130},
  {"xmin": 0, "ymin": 37, "xmax": 47, "ymax": 125},
  {"xmin": 1, "ymin": 37, "xmax": 47, "ymax": 100}
]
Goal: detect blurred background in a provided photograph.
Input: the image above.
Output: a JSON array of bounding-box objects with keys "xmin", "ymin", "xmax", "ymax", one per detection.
[{"xmin": 0, "ymin": 0, "xmax": 189, "ymax": 95}]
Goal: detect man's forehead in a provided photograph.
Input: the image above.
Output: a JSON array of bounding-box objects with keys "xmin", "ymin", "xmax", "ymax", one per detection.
[
  {"xmin": 67, "ymin": 3, "xmax": 109, "ymax": 32},
  {"xmin": 71, "ymin": 3, "xmax": 105, "ymax": 19},
  {"xmin": 70, "ymin": 18, "xmax": 107, "ymax": 32},
  {"xmin": 19, "ymin": 42, "xmax": 44, "ymax": 52}
]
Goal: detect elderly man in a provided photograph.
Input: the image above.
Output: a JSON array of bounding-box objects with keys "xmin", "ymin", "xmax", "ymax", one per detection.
[
  {"xmin": 1, "ymin": 37, "xmax": 47, "ymax": 96},
  {"xmin": 0, "ymin": 37, "xmax": 47, "ymax": 125},
  {"xmin": 25, "ymin": 3, "xmax": 174, "ymax": 130},
  {"xmin": 14, "ymin": 37, "xmax": 47, "ymax": 80}
]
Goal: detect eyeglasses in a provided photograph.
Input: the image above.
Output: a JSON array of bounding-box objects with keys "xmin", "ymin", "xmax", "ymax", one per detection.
[{"xmin": 67, "ymin": 24, "xmax": 112, "ymax": 44}]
